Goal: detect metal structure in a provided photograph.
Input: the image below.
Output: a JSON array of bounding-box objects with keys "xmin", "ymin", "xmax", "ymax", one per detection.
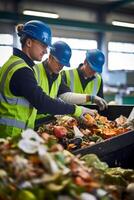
[{"xmin": 0, "ymin": 0, "xmax": 134, "ymax": 33}]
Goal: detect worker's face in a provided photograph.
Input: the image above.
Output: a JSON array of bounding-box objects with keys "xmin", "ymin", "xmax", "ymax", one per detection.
[
  {"xmin": 48, "ymin": 55, "xmax": 64, "ymax": 74},
  {"xmin": 24, "ymin": 38, "xmax": 48, "ymax": 61},
  {"xmin": 83, "ymin": 60, "xmax": 96, "ymax": 77}
]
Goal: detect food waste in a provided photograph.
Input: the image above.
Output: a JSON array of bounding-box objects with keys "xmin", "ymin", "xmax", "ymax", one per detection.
[
  {"xmin": 0, "ymin": 130, "xmax": 134, "ymax": 200},
  {"xmin": 37, "ymin": 113, "xmax": 132, "ymax": 151}
]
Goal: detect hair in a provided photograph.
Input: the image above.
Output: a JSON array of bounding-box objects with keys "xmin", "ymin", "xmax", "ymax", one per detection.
[
  {"xmin": 16, "ymin": 23, "xmax": 28, "ymax": 47},
  {"xmin": 78, "ymin": 63, "xmax": 83, "ymax": 69},
  {"xmin": 16, "ymin": 24, "xmax": 24, "ymax": 36}
]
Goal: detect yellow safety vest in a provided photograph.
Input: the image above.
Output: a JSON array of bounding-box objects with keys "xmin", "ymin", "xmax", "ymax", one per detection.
[
  {"xmin": 34, "ymin": 63, "xmax": 62, "ymax": 121},
  {"xmin": 0, "ymin": 55, "xmax": 39, "ymax": 138},
  {"xmin": 64, "ymin": 68, "xmax": 101, "ymax": 95}
]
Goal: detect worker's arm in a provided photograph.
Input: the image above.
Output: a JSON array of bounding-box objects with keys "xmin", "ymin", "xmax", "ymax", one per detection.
[
  {"xmin": 59, "ymin": 92, "xmax": 88, "ymax": 105},
  {"xmin": 10, "ymin": 68, "xmax": 75, "ymax": 115},
  {"xmin": 59, "ymin": 92, "xmax": 107, "ymax": 111},
  {"xmin": 58, "ymin": 77, "xmax": 89, "ymax": 104},
  {"xmin": 58, "ymin": 78, "xmax": 107, "ymax": 109},
  {"xmin": 10, "ymin": 68, "xmax": 97, "ymax": 117},
  {"xmin": 58, "ymin": 77, "xmax": 107, "ymax": 110}
]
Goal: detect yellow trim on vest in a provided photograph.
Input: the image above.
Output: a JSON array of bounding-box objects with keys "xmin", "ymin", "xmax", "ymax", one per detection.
[{"xmin": 64, "ymin": 68, "xmax": 101, "ymax": 95}]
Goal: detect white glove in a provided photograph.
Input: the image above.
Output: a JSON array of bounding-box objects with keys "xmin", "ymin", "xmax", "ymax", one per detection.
[
  {"xmin": 91, "ymin": 96, "xmax": 108, "ymax": 111},
  {"xmin": 80, "ymin": 106, "xmax": 97, "ymax": 117}
]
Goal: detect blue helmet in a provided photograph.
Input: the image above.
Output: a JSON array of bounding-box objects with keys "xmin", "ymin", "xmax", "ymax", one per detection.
[
  {"xmin": 50, "ymin": 41, "xmax": 72, "ymax": 67},
  {"xmin": 20, "ymin": 20, "xmax": 52, "ymax": 46},
  {"xmin": 86, "ymin": 49, "xmax": 105, "ymax": 73}
]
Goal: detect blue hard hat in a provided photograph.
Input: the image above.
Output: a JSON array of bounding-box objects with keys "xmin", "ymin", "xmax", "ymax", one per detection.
[
  {"xmin": 21, "ymin": 20, "xmax": 52, "ymax": 46},
  {"xmin": 50, "ymin": 41, "xmax": 72, "ymax": 67},
  {"xmin": 86, "ymin": 49, "xmax": 105, "ymax": 73}
]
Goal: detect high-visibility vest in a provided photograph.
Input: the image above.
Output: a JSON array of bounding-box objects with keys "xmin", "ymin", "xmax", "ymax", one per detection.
[
  {"xmin": 64, "ymin": 68, "xmax": 102, "ymax": 96},
  {"xmin": 0, "ymin": 55, "xmax": 39, "ymax": 138},
  {"xmin": 35, "ymin": 63, "xmax": 62, "ymax": 121}
]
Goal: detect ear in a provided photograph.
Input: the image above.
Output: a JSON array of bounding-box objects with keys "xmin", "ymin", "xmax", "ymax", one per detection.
[
  {"xmin": 47, "ymin": 54, "xmax": 51, "ymax": 64},
  {"xmin": 49, "ymin": 54, "xmax": 53, "ymax": 61},
  {"xmin": 84, "ymin": 59, "xmax": 87, "ymax": 65},
  {"xmin": 26, "ymin": 38, "xmax": 32, "ymax": 47}
]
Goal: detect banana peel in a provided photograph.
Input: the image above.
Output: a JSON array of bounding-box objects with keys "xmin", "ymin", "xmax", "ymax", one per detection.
[
  {"xmin": 46, "ymin": 179, "xmax": 71, "ymax": 192},
  {"xmin": 41, "ymin": 172, "xmax": 62, "ymax": 183}
]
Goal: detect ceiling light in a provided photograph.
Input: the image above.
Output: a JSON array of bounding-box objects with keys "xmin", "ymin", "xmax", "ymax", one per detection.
[
  {"xmin": 23, "ymin": 10, "xmax": 59, "ymax": 19},
  {"xmin": 112, "ymin": 21, "xmax": 134, "ymax": 28}
]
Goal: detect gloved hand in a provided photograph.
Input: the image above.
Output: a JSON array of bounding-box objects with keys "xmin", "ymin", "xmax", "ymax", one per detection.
[
  {"xmin": 80, "ymin": 106, "xmax": 98, "ymax": 122},
  {"xmin": 91, "ymin": 95, "xmax": 108, "ymax": 111},
  {"xmin": 80, "ymin": 106, "xmax": 97, "ymax": 117},
  {"xmin": 73, "ymin": 105, "xmax": 97, "ymax": 118}
]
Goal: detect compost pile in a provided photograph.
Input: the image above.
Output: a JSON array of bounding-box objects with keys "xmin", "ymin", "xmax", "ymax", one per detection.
[
  {"xmin": 0, "ymin": 130, "xmax": 134, "ymax": 200},
  {"xmin": 38, "ymin": 113, "xmax": 131, "ymax": 150}
]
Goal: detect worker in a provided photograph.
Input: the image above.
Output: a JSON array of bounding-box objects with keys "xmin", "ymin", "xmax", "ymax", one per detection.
[
  {"xmin": 0, "ymin": 20, "xmax": 95, "ymax": 138},
  {"xmin": 35, "ymin": 41, "xmax": 107, "ymax": 127},
  {"xmin": 62, "ymin": 49, "xmax": 106, "ymax": 103}
]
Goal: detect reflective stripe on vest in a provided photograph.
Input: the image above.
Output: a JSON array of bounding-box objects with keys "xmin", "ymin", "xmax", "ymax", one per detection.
[
  {"xmin": 0, "ymin": 60, "xmax": 24, "ymax": 92},
  {"xmin": 0, "ymin": 117, "xmax": 26, "ymax": 129},
  {"xmin": 0, "ymin": 59, "xmax": 38, "ymax": 130},
  {"xmin": 69, "ymin": 70, "xmax": 74, "ymax": 91},
  {"xmin": 0, "ymin": 60, "xmax": 30, "ymax": 107},
  {"xmin": 92, "ymin": 76, "xmax": 98, "ymax": 96},
  {"xmin": 0, "ymin": 93, "xmax": 30, "ymax": 106},
  {"xmin": 35, "ymin": 63, "xmax": 61, "ymax": 121},
  {"xmin": 67, "ymin": 69, "xmax": 101, "ymax": 95}
]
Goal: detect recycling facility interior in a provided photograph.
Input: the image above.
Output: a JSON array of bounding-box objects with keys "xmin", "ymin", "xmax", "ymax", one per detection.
[{"xmin": 0, "ymin": 0, "xmax": 134, "ymax": 105}]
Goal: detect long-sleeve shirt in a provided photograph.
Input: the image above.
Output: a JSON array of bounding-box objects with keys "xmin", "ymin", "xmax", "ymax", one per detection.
[{"xmin": 10, "ymin": 48, "xmax": 75, "ymax": 115}]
